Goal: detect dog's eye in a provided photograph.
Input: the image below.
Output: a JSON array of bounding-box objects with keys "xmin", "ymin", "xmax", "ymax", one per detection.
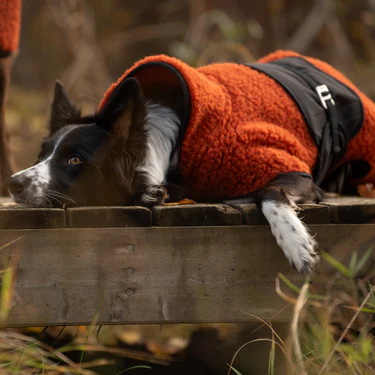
[{"xmin": 67, "ymin": 156, "xmax": 82, "ymax": 165}]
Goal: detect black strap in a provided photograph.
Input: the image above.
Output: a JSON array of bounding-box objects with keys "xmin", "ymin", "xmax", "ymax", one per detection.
[
  {"xmin": 286, "ymin": 172, "xmax": 313, "ymax": 179},
  {"xmin": 281, "ymin": 64, "xmax": 341, "ymax": 157}
]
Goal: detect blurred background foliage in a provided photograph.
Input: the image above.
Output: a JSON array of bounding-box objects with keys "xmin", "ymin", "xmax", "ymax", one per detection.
[{"xmin": 8, "ymin": 0, "xmax": 375, "ymax": 169}]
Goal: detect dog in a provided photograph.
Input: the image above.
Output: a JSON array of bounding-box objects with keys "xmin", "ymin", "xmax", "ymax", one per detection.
[{"xmin": 7, "ymin": 50, "xmax": 375, "ymax": 274}]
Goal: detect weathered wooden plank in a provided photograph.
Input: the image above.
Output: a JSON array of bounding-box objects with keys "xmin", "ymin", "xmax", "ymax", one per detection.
[
  {"xmin": 152, "ymin": 204, "xmax": 242, "ymax": 226},
  {"xmin": 322, "ymin": 197, "xmax": 375, "ymax": 224},
  {"xmin": 0, "ymin": 196, "xmax": 375, "ymax": 227},
  {"xmin": 0, "ymin": 208, "xmax": 65, "ymax": 229},
  {"xmin": 0, "ymin": 224, "xmax": 374, "ymax": 327},
  {"xmin": 231, "ymin": 203, "xmax": 331, "ymax": 225},
  {"xmin": 297, "ymin": 204, "xmax": 332, "ymax": 224},
  {"xmin": 66, "ymin": 207, "xmax": 152, "ymax": 228},
  {"xmin": 229, "ymin": 204, "xmax": 268, "ymax": 225}
]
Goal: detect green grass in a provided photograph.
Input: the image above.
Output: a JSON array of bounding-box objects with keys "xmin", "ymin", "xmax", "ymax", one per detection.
[{"xmin": 228, "ymin": 248, "xmax": 375, "ymax": 375}]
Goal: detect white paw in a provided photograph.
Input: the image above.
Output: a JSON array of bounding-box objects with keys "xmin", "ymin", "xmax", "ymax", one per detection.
[
  {"xmin": 262, "ymin": 201, "xmax": 320, "ymax": 273},
  {"xmin": 140, "ymin": 185, "xmax": 169, "ymax": 205}
]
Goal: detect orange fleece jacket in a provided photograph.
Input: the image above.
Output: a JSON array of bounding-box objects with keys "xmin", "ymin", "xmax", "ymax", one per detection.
[
  {"xmin": 0, "ymin": 0, "xmax": 21, "ymax": 54},
  {"xmin": 99, "ymin": 51, "xmax": 375, "ymax": 200}
]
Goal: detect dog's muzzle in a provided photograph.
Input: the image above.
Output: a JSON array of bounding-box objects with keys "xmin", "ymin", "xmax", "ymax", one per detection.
[{"xmin": 6, "ymin": 175, "xmax": 31, "ymax": 196}]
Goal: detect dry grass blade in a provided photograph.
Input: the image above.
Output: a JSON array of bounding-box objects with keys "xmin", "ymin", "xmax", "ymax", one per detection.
[
  {"xmin": 0, "ymin": 331, "xmax": 107, "ymax": 375},
  {"xmin": 239, "ymin": 312, "xmax": 287, "ymax": 349},
  {"xmin": 63, "ymin": 344, "xmax": 173, "ymax": 366},
  {"xmin": 0, "ymin": 241, "xmax": 22, "ymax": 323},
  {"xmin": 268, "ymin": 327, "xmax": 276, "ymax": 375},
  {"xmin": 226, "ymin": 364, "xmax": 243, "ymax": 375},
  {"xmin": 227, "ymin": 338, "xmax": 288, "ymax": 375},
  {"xmin": 275, "ymin": 276, "xmax": 298, "ymax": 304},
  {"xmin": 276, "ymin": 275, "xmax": 324, "ymax": 308},
  {"xmin": 0, "ymin": 331, "xmax": 78, "ymax": 368},
  {"xmin": 0, "ymin": 265, "xmax": 15, "ymax": 323},
  {"xmin": 0, "ymin": 237, "xmax": 24, "ymax": 252},
  {"xmin": 243, "ymin": 303, "xmax": 292, "ymax": 340},
  {"xmin": 227, "ymin": 312, "xmax": 291, "ymax": 375},
  {"xmin": 79, "ymin": 293, "xmax": 105, "ymax": 374},
  {"xmin": 318, "ymin": 283, "xmax": 375, "ymax": 374},
  {"xmin": 291, "ymin": 282, "xmax": 309, "ymax": 375}
]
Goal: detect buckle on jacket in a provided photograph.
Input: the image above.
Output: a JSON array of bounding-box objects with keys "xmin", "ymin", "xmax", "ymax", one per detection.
[{"xmin": 316, "ymin": 84, "xmax": 335, "ymax": 109}]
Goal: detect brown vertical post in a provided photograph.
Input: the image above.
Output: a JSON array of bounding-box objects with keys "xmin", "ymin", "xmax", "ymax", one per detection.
[{"xmin": 0, "ymin": 0, "xmax": 21, "ymax": 195}]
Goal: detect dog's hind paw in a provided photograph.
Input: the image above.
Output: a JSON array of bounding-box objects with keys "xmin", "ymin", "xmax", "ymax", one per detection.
[
  {"xmin": 262, "ymin": 200, "xmax": 320, "ymax": 274},
  {"xmin": 286, "ymin": 235, "xmax": 320, "ymax": 274},
  {"xmin": 140, "ymin": 185, "xmax": 169, "ymax": 206}
]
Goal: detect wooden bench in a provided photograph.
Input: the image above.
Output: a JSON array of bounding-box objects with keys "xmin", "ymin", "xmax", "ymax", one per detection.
[{"xmin": 1, "ymin": 197, "xmax": 375, "ymax": 327}]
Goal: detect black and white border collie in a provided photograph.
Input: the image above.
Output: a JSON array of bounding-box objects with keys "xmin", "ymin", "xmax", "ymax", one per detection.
[{"xmin": 6, "ymin": 79, "xmax": 321, "ymax": 273}]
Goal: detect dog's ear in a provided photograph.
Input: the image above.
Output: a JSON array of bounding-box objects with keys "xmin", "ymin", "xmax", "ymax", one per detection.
[
  {"xmin": 49, "ymin": 81, "xmax": 81, "ymax": 134},
  {"xmin": 96, "ymin": 78, "xmax": 146, "ymax": 144}
]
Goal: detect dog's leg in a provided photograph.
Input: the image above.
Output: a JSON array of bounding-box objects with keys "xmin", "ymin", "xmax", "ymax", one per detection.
[
  {"xmin": 255, "ymin": 173, "xmax": 323, "ymax": 273},
  {"xmin": 136, "ymin": 104, "xmax": 181, "ymax": 206}
]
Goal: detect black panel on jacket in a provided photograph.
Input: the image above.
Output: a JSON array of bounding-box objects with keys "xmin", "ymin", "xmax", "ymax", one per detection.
[{"xmin": 246, "ymin": 57, "xmax": 364, "ymax": 185}]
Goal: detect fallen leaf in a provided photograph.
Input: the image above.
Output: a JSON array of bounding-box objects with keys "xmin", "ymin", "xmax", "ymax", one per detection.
[
  {"xmin": 164, "ymin": 198, "xmax": 197, "ymax": 206},
  {"xmin": 358, "ymin": 183, "xmax": 375, "ymax": 198},
  {"xmin": 0, "ymin": 201, "xmax": 19, "ymax": 207}
]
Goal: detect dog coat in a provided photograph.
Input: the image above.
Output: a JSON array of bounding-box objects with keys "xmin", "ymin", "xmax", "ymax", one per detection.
[
  {"xmin": 0, "ymin": 0, "xmax": 21, "ymax": 56},
  {"xmin": 99, "ymin": 50, "xmax": 375, "ymax": 200}
]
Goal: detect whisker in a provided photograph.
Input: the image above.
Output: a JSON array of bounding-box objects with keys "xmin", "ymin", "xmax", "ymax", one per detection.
[
  {"xmin": 46, "ymin": 189, "xmax": 72, "ymax": 199},
  {"xmin": 48, "ymin": 192, "xmax": 75, "ymax": 203},
  {"xmin": 48, "ymin": 193, "xmax": 74, "ymax": 203},
  {"xmin": 44, "ymin": 193, "xmax": 64, "ymax": 207},
  {"xmin": 43, "ymin": 194, "xmax": 57, "ymax": 205},
  {"xmin": 40, "ymin": 195, "xmax": 53, "ymax": 208},
  {"xmin": 45, "ymin": 189, "xmax": 76, "ymax": 204}
]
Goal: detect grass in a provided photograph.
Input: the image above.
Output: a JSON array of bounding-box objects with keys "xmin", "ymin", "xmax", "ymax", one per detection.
[
  {"xmin": 0, "ymin": 331, "xmax": 112, "ymax": 375},
  {"xmin": 228, "ymin": 247, "xmax": 375, "ymax": 375},
  {"xmin": 0, "ymin": 237, "xmax": 23, "ymax": 324},
  {"xmin": 0, "ymin": 327, "xmax": 154, "ymax": 375},
  {"xmin": 78, "ymin": 293, "xmax": 105, "ymax": 374}
]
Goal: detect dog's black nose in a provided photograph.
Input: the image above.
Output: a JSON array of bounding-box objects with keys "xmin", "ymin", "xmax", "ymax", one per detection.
[{"xmin": 6, "ymin": 176, "xmax": 27, "ymax": 195}]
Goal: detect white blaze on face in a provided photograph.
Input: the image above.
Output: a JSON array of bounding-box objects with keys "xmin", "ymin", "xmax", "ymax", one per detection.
[
  {"xmin": 9, "ymin": 125, "xmax": 85, "ymax": 204},
  {"xmin": 11, "ymin": 157, "xmax": 52, "ymax": 199}
]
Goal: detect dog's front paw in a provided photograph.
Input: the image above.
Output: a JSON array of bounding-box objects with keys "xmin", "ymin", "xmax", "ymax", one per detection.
[{"xmin": 140, "ymin": 185, "xmax": 169, "ymax": 206}]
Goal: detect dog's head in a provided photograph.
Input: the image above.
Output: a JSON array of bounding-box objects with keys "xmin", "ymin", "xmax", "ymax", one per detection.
[{"xmin": 7, "ymin": 79, "xmax": 147, "ymax": 207}]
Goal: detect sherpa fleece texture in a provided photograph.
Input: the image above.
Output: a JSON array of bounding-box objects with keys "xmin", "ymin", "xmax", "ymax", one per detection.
[
  {"xmin": 99, "ymin": 50, "xmax": 375, "ymax": 200},
  {"xmin": 0, "ymin": 0, "xmax": 21, "ymax": 54}
]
